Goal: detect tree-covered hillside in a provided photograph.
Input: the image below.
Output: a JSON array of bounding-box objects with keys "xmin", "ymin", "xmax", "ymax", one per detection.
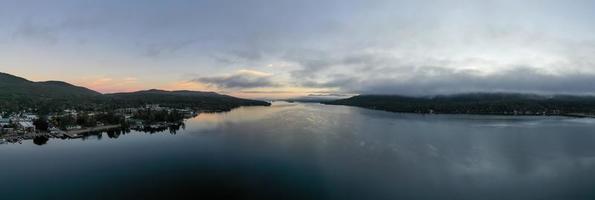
[
  {"xmin": 0, "ymin": 72, "xmax": 270, "ymax": 113},
  {"xmin": 325, "ymin": 93, "xmax": 595, "ymax": 115},
  {"xmin": 106, "ymin": 89, "xmax": 270, "ymax": 112},
  {"xmin": 0, "ymin": 72, "xmax": 105, "ymax": 112}
]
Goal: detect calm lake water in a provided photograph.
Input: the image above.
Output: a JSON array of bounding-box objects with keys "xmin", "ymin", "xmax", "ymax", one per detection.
[{"xmin": 2, "ymin": 102, "xmax": 595, "ymax": 200}]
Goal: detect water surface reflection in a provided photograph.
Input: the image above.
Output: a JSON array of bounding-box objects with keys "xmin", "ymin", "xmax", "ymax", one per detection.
[{"xmin": 1, "ymin": 102, "xmax": 595, "ymax": 199}]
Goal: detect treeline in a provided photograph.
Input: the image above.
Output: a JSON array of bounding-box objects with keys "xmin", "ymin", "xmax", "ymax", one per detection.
[
  {"xmin": 325, "ymin": 93, "xmax": 595, "ymax": 115},
  {"xmin": 106, "ymin": 89, "xmax": 270, "ymax": 112},
  {"xmin": 50, "ymin": 112, "xmax": 126, "ymax": 131},
  {"xmin": 133, "ymin": 109, "xmax": 185, "ymax": 125},
  {"xmin": 1, "ymin": 72, "xmax": 269, "ymax": 114},
  {"xmin": 0, "ymin": 98, "xmax": 114, "ymax": 115},
  {"xmin": 0, "ymin": 90, "xmax": 270, "ymax": 114}
]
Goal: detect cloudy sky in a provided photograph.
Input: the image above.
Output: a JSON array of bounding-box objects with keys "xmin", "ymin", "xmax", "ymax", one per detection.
[{"xmin": 1, "ymin": 0, "xmax": 595, "ymax": 99}]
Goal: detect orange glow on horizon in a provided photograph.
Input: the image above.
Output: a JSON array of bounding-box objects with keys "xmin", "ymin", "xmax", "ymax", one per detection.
[
  {"xmin": 161, "ymin": 81, "xmax": 212, "ymax": 92},
  {"xmin": 71, "ymin": 76, "xmax": 147, "ymax": 94},
  {"xmin": 6, "ymin": 70, "xmax": 337, "ymax": 99}
]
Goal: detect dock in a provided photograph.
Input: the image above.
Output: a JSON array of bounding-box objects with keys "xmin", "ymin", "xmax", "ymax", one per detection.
[{"xmin": 62, "ymin": 125, "xmax": 121, "ymax": 138}]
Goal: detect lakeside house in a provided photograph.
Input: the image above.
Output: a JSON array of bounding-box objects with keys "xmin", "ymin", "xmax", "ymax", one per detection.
[
  {"xmin": 145, "ymin": 104, "xmax": 163, "ymax": 111},
  {"xmin": 64, "ymin": 109, "xmax": 78, "ymax": 116},
  {"xmin": 0, "ymin": 117, "xmax": 11, "ymax": 134},
  {"xmin": 66, "ymin": 125, "xmax": 82, "ymax": 131},
  {"xmin": 49, "ymin": 127, "xmax": 63, "ymax": 135},
  {"xmin": 22, "ymin": 114, "xmax": 38, "ymax": 121},
  {"xmin": 17, "ymin": 121, "xmax": 35, "ymax": 132},
  {"xmin": 1, "ymin": 104, "xmax": 196, "ymax": 138},
  {"xmin": 0, "ymin": 113, "xmax": 38, "ymax": 134},
  {"xmin": 0, "ymin": 117, "xmax": 10, "ymax": 127}
]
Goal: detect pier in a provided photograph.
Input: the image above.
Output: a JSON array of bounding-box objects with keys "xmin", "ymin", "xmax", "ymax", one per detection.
[{"xmin": 62, "ymin": 125, "xmax": 121, "ymax": 138}]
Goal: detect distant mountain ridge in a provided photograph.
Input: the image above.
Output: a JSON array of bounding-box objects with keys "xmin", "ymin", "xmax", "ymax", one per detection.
[
  {"xmin": 325, "ymin": 93, "xmax": 595, "ymax": 116},
  {"xmin": 0, "ymin": 72, "xmax": 102, "ymax": 100},
  {"xmin": 0, "ymin": 72, "xmax": 269, "ymax": 113}
]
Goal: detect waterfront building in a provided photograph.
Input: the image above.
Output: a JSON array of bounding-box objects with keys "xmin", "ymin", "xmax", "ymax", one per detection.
[
  {"xmin": 0, "ymin": 118, "xmax": 10, "ymax": 127},
  {"xmin": 17, "ymin": 121, "xmax": 35, "ymax": 133}
]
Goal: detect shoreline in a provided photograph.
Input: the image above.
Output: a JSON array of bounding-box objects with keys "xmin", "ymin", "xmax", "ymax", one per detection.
[
  {"xmin": 61, "ymin": 124, "xmax": 122, "ymax": 138},
  {"xmin": 560, "ymin": 113, "xmax": 595, "ymax": 118},
  {"xmin": 326, "ymin": 104, "xmax": 595, "ymax": 118},
  {"xmin": 0, "ymin": 124, "xmax": 123, "ymax": 142}
]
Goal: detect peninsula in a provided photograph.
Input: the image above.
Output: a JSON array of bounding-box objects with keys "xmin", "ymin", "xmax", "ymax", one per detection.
[{"xmin": 0, "ymin": 72, "xmax": 270, "ymax": 143}]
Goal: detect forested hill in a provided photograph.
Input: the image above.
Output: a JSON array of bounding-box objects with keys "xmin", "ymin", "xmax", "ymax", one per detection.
[
  {"xmin": 0, "ymin": 72, "xmax": 270, "ymax": 113},
  {"xmin": 325, "ymin": 93, "xmax": 595, "ymax": 116},
  {"xmin": 0, "ymin": 72, "xmax": 102, "ymax": 99},
  {"xmin": 0, "ymin": 72, "xmax": 105, "ymax": 112},
  {"xmin": 106, "ymin": 89, "xmax": 270, "ymax": 112}
]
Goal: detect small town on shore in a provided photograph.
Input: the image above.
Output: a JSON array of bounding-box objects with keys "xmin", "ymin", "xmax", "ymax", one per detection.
[{"xmin": 0, "ymin": 104, "xmax": 197, "ymax": 144}]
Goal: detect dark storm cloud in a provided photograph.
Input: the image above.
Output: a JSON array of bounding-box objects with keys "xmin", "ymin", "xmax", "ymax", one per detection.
[
  {"xmin": 4, "ymin": 0, "xmax": 595, "ymax": 96},
  {"xmin": 193, "ymin": 70, "xmax": 277, "ymax": 89},
  {"xmin": 307, "ymin": 93, "xmax": 352, "ymax": 97},
  {"xmin": 322, "ymin": 67, "xmax": 595, "ymax": 96},
  {"xmin": 285, "ymin": 50, "xmax": 395, "ymax": 86},
  {"xmin": 301, "ymin": 74, "xmax": 359, "ymax": 88}
]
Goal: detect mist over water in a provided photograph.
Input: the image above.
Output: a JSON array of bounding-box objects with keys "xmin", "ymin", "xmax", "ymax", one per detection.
[{"xmin": 1, "ymin": 102, "xmax": 595, "ymax": 200}]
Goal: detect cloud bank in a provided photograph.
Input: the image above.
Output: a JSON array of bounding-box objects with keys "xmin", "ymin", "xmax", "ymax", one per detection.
[
  {"xmin": 2, "ymin": 0, "xmax": 595, "ymax": 97},
  {"xmin": 194, "ymin": 70, "xmax": 277, "ymax": 89},
  {"xmin": 329, "ymin": 67, "xmax": 595, "ymax": 96}
]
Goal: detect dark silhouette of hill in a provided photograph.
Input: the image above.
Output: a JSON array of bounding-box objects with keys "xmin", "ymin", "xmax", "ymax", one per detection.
[
  {"xmin": 107, "ymin": 89, "xmax": 270, "ymax": 111},
  {"xmin": 0, "ymin": 72, "xmax": 102, "ymax": 99},
  {"xmin": 326, "ymin": 93, "xmax": 595, "ymax": 116},
  {"xmin": 0, "ymin": 72, "xmax": 269, "ymax": 113}
]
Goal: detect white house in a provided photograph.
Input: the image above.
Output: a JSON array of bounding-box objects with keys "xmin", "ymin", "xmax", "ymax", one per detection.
[
  {"xmin": 0, "ymin": 118, "xmax": 10, "ymax": 127},
  {"xmin": 23, "ymin": 114, "xmax": 38, "ymax": 121},
  {"xmin": 17, "ymin": 121, "xmax": 35, "ymax": 132}
]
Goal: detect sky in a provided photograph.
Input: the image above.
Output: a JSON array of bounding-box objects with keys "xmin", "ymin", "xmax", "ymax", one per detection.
[{"xmin": 1, "ymin": 0, "xmax": 595, "ymax": 99}]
